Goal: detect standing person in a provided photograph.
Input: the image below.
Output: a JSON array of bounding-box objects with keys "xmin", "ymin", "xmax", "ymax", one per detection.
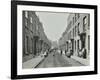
[
  {"xmin": 44, "ymin": 50, "xmax": 47, "ymax": 57},
  {"xmin": 53, "ymin": 50, "xmax": 55, "ymax": 56},
  {"xmin": 46, "ymin": 49, "xmax": 49, "ymax": 57},
  {"xmin": 83, "ymin": 48, "xmax": 87, "ymax": 58},
  {"xmin": 61, "ymin": 50, "xmax": 62, "ymax": 55},
  {"xmin": 65, "ymin": 50, "xmax": 66, "ymax": 54}
]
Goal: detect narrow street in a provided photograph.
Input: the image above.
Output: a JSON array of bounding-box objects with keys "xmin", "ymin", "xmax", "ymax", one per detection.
[
  {"xmin": 36, "ymin": 51, "xmax": 84, "ymax": 68},
  {"xmin": 22, "ymin": 11, "xmax": 90, "ymax": 69}
]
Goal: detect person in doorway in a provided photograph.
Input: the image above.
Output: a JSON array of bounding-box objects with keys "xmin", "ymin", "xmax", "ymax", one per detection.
[{"xmin": 83, "ymin": 48, "xmax": 87, "ymax": 58}]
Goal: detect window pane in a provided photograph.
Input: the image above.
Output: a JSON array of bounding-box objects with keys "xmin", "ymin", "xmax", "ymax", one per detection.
[
  {"xmin": 88, "ymin": 14, "xmax": 90, "ymax": 29},
  {"xmin": 83, "ymin": 16, "xmax": 87, "ymax": 31},
  {"xmin": 25, "ymin": 11, "xmax": 28, "ymax": 18},
  {"xmin": 30, "ymin": 17, "xmax": 32, "ymax": 23},
  {"xmin": 88, "ymin": 36, "xmax": 90, "ymax": 50}
]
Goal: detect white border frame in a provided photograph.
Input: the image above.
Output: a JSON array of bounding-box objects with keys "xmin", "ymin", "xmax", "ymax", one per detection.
[{"xmin": 17, "ymin": 5, "xmax": 95, "ymax": 75}]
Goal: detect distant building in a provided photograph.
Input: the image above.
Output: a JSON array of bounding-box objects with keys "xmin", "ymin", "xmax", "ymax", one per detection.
[
  {"xmin": 23, "ymin": 11, "xmax": 51, "ymax": 62},
  {"xmin": 59, "ymin": 13, "xmax": 90, "ymax": 59},
  {"xmin": 52, "ymin": 41, "xmax": 58, "ymax": 49}
]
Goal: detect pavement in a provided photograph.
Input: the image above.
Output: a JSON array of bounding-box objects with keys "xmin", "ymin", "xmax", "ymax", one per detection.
[
  {"xmin": 71, "ymin": 55, "xmax": 89, "ymax": 66},
  {"xmin": 22, "ymin": 54, "xmax": 45, "ymax": 69},
  {"xmin": 23, "ymin": 54, "xmax": 33, "ymax": 62},
  {"xmin": 62, "ymin": 54, "xmax": 85, "ymax": 66},
  {"xmin": 61, "ymin": 51, "xmax": 89, "ymax": 66}
]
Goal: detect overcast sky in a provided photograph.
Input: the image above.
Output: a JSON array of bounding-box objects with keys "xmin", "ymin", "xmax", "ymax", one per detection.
[{"xmin": 36, "ymin": 11, "xmax": 69, "ymax": 42}]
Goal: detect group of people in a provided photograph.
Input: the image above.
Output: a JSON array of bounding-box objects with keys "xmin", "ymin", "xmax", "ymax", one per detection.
[{"xmin": 60, "ymin": 47, "xmax": 87, "ymax": 58}]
